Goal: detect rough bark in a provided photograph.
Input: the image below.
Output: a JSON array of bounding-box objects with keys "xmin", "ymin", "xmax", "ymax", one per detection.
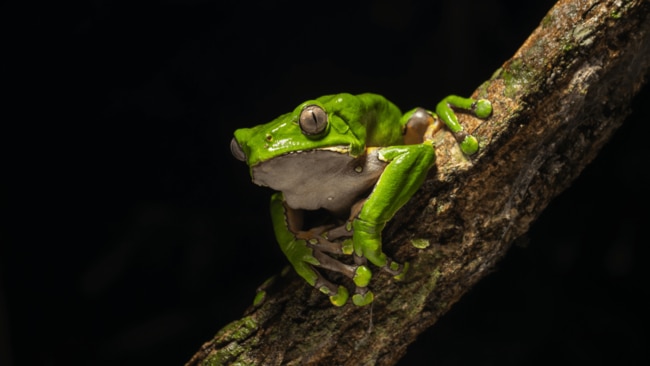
[{"xmin": 187, "ymin": 0, "xmax": 650, "ymax": 365}]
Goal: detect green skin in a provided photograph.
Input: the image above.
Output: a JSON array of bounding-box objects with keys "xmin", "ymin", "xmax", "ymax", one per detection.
[{"xmin": 231, "ymin": 93, "xmax": 491, "ymax": 306}]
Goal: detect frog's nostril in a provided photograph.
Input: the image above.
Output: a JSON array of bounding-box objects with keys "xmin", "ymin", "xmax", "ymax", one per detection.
[{"xmin": 230, "ymin": 137, "xmax": 246, "ymax": 161}]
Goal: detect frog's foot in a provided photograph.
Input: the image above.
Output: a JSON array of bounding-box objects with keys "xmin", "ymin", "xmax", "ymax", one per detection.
[
  {"xmin": 310, "ymin": 249, "xmax": 376, "ymax": 305},
  {"xmin": 436, "ymin": 95, "xmax": 493, "ymax": 155},
  {"xmin": 452, "ymin": 99, "xmax": 491, "ymax": 155},
  {"xmin": 347, "ymin": 256, "xmax": 408, "ymax": 306}
]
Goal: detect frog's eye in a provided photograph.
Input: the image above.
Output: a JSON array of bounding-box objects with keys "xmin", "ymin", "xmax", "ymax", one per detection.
[{"xmin": 299, "ymin": 105, "xmax": 328, "ymax": 136}]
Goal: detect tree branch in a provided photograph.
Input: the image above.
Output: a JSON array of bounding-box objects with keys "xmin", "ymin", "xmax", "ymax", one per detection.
[{"xmin": 187, "ymin": 0, "xmax": 650, "ymax": 364}]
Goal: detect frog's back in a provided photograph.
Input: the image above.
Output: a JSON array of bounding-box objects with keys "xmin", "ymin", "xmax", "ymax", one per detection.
[{"xmin": 354, "ymin": 93, "xmax": 405, "ymax": 148}]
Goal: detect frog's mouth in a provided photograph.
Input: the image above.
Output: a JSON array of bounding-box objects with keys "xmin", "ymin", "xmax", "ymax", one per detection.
[{"xmin": 230, "ymin": 137, "xmax": 352, "ymax": 163}]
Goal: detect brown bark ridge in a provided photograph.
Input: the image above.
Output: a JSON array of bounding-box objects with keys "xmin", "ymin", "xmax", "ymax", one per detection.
[{"xmin": 187, "ymin": 0, "xmax": 650, "ymax": 365}]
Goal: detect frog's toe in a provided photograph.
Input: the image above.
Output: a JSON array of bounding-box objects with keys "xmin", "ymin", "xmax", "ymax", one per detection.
[
  {"xmin": 312, "ymin": 267, "xmax": 353, "ymax": 306},
  {"xmin": 316, "ymin": 277, "xmax": 348, "ymax": 305},
  {"xmin": 473, "ymin": 99, "xmax": 493, "ymax": 119},
  {"xmin": 305, "ymin": 236, "xmax": 344, "ymax": 255},
  {"xmin": 312, "ymin": 250, "xmax": 358, "ymax": 279},
  {"xmin": 393, "ymin": 261, "xmax": 410, "ymax": 281},
  {"xmin": 325, "ymin": 222, "xmax": 354, "ymax": 241},
  {"xmin": 453, "ymin": 131, "xmax": 479, "ymax": 155},
  {"xmin": 352, "ymin": 289, "xmax": 374, "ymax": 306},
  {"xmin": 328, "ymin": 285, "xmax": 349, "ymax": 306},
  {"xmin": 341, "ymin": 238, "xmax": 354, "ymax": 255},
  {"xmin": 352, "ymin": 265, "xmax": 372, "ymax": 287},
  {"xmin": 381, "ymin": 258, "xmax": 406, "ymax": 276}
]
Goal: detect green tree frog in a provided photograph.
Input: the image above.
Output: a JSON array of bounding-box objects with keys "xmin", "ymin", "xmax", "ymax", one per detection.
[{"xmin": 230, "ymin": 93, "xmax": 491, "ymax": 306}]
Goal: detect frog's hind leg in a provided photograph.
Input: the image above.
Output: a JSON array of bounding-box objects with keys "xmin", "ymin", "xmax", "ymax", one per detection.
[{"xmin": 269, "ymin": 193, "xmax": 345, "ymax": 305}]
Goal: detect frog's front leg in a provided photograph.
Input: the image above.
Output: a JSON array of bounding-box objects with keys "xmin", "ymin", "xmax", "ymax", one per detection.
[
  {"xmin": 270, "ymin": 192, "xmax": 371, "ymax": 306},
  {"xmin": 351, "ymin": 144, "xmax": 436, "ymax": 303}
]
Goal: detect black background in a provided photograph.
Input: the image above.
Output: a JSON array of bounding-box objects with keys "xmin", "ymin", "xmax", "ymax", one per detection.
[{"xmin": 3, "ymin": 0, "xmax": 649, "ymax": 365}]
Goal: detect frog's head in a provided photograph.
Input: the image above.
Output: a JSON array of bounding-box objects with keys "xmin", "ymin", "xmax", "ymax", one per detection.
[{"xmin": 230, "ymin": 93, "xmax": 369, "ymax": 170}]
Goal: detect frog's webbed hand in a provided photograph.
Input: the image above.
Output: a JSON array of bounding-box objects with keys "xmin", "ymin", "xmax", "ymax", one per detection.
[
  {"xmin": 435, "ymin": 95, "xmax": 492, "ymax": 155},
  {"xmin": 318, "ymin": 199, "xmax": 379, "ymax": 305},
  {"xmin": 270, "ymin": 192, "xmax": 374, "ymax": 306},
  {"xmin": 351, "ymin": 144, "xmax": 436, "ymax": 298}
]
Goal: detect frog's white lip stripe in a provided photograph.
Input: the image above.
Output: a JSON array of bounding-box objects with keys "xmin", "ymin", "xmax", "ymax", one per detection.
[
  {"xmin": 318, "ymin": 146, "xmax": 350, "ymax": 154},
  {"xmin": 276, "ymin": 145, "xmax": 350, "ymax": 156}
]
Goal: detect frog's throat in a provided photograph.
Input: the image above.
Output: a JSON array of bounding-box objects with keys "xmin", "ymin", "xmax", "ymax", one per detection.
[{"xmin": 251, "ymin": 147, "xmax": 385, "ymax": 214}]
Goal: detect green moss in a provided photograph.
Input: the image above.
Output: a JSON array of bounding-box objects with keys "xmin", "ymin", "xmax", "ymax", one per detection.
[
  {"xmin": 201, "ymin": 343, "xmax": 258, "ymax": 366},
  {"xmin": 214, "ymin": 316, "xmax": 258, "ymax": 342},
  {"xmin": 541, "ymin": 14, "xmax": 553, "ymax": 28},
  {"xmin": 201, "ymin": 317, "xmax": 260, "ymax": 366},
  {"xmin": 489, "ymin": 67, "xmax": 503, "ymax": 81},
  {"xmin": 202, "ymin": 342, "xmax": 246, "ymax": 366},
  {"xmin": 411, "ymin": 238, "xmax": 430, "ymax": 249},
  {"xmin": 500, "ymin": 59, "xmax": 537, "ymax": 99}
]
